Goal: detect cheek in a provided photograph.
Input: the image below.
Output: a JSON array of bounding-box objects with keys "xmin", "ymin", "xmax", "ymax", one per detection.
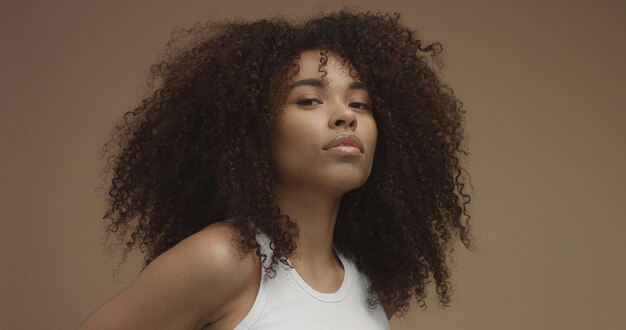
[
  {"xmin": 366, "ymin": 119, "xmax": 378, "ymax": 148},
  {"xmin": 275, "ymin": 118, "xmax": 302, "ymax": 148},
  {"xmin": 272, "ymin": 115, "xmax": 320, "ymax": 160},
  {"xmin": 364, "ymin": 121, "xmax": 378, "ymax": 166},
  {"xmin": 279, "ymin": 112, "xmax": 323, "ymax": 141}
]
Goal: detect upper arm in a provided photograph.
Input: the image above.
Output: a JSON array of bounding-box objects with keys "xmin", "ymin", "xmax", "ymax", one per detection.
[{"xmin": 80, "ymin": 222, "xmax": 257, "ymax": 329}]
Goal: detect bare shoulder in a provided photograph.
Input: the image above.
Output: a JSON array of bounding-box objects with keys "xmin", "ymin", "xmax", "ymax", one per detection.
[
  {"xmin": 80, "ymin": 220, "xmax": 259, "ymax": 330},
  {"xmin": 184, "ymin": 220, "xmax": 252, "ymax": 266},
  {"xmin": 170, "ymin": 220, "xmax": 259, "ymax": 289},
  {"xmin": 187, "ymin": 221, "xmax": 261, "ymax": 293}
]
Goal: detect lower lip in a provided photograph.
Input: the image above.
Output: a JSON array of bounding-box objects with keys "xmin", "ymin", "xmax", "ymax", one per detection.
[{"xmin": 325, "ymin": 145, "xmax": 362, "ymax": 156}]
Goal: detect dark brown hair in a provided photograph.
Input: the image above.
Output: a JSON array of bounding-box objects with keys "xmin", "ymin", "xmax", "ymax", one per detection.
[{"xmin": 101, "ymin": 9, "xmax": 472, "ymax": 316}]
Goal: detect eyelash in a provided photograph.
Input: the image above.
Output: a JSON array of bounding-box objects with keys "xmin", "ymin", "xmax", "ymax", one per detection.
[
  {"xmin": 296, "ymin": 98, "xmax": 371, "ymax": 111},
  {"xmin": 350, "ymin": 102, "xmax": 371, "ymax": 111},
  {"xmin": 297, "ymin": 98, "xmax": 322, "ymax": 107}
]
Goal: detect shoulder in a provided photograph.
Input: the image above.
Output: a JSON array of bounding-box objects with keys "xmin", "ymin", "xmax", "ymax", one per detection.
[
  {"xmin": 180, "ymin": 220, "xmax": 252, "ymax": 268},
  {"xmin": 81, "ymin": 220, "xmax": 260, "ymax": 329},
  {"xmin": 166, "ymin": 221, "xmax": 261, "ymax": 326},
  {"xmin": 149, "ymin": 220, "xmax": 256, "ymax": 282},
  {"xmin": 158, "ymin": 220, "xmax": 261, "ymax": 318},
  {"xmin": 168, "ymin": 220, "xmax": 258, "ymax": 285}
]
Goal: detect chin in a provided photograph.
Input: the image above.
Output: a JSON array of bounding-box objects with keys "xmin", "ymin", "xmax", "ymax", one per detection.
[{"xmin": 327, "ymin": 173, "xmax": 370, "ymax": 193}]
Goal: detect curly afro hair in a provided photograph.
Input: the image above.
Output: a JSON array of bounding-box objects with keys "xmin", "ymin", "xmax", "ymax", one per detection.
[{"xmin": 101, "ymin": 9, "xmax": 472, "ymax": 316}]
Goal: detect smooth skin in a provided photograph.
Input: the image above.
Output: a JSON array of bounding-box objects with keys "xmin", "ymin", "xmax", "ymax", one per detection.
[
  {"xmin": 270, "ymin": 49, "xmax": 378, "ymax": 292},
  {"xmin": 80, "ymin": 49, "xmax": 394, "ymax": 330}
]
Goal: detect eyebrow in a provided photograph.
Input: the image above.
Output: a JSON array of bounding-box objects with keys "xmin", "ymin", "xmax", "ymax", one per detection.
[{"xmin": 288, "ymin": 78, "xmax": 367, "ymax": 91}]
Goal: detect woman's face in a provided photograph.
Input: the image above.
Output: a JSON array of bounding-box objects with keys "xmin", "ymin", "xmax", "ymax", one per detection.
[{"xmin": 271, "ymin": 49, "xmax": 378, "ymax": 196}]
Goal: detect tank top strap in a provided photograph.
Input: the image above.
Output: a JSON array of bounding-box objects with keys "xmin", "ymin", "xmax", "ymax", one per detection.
[{"xmin": 254, "ymin": 231, "xmax": 275, "ymax": 269}]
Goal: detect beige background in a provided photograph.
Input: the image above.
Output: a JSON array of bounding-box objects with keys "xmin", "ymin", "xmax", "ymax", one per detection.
[{"xmin": 2, "ymin": 0, "xmax": 625, "ymax": 329}]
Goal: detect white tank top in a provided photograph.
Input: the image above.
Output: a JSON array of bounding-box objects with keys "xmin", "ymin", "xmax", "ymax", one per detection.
[{"xmin": 233, "ymin": 232, "xmax": 390, "ymax": 330}]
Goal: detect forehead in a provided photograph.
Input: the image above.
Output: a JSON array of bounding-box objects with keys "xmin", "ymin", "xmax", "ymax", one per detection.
[{"xmin": 292, "ymin": 49, "xmax": 354, "ymax": 81}]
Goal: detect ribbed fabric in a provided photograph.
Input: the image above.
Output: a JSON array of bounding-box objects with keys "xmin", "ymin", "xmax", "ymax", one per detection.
[{"xmin": 233, "ymin": 232, "xmax": 390, "ymax": 330}]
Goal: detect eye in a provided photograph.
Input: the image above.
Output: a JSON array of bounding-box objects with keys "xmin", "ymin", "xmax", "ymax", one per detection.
[
  {"xmin": 349, "ymin": 102, "xmax": 371, "ymax": 111},
  {"xmin": 297, "ymin": 98, "xmax": 322, "ymax": 108}
]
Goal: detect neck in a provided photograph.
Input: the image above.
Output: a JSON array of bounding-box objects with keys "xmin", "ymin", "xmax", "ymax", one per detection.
[{"xmin": 274, "ymin": 184, "xmax": 343, "ymax": 270}]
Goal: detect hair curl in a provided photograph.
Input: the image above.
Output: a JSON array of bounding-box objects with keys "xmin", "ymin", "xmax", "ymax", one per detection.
[{"xmin": 101, "ymin": 9, "xmax": 472, "ymax": 316}]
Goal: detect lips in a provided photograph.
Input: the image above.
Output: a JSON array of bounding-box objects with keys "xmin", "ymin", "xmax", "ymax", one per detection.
[{"xmin": 322, "ymin": 133, "xmax": 364, "ymax": 153}]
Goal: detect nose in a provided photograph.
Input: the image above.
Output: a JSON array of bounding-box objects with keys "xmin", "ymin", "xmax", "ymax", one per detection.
[{"xmin": 328, "ymin": 102, "xmax": 357, "ymax": 130}]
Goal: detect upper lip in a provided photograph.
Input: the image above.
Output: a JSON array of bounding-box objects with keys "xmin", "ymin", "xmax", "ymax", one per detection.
[{"xmin": 322, "ymin": 133, "xmax": 364, "ymax": 153}]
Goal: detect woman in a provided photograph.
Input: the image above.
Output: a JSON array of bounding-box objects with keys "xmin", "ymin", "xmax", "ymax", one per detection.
[{"xmin": 82, "ymin": 10, "xmax": 472, "ymax": 329}]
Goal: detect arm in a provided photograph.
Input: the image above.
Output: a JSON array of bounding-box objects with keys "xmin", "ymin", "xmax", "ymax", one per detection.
[{"xmin": 80, "ymin": 222, "xmax": 255, "ymax": 329}]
